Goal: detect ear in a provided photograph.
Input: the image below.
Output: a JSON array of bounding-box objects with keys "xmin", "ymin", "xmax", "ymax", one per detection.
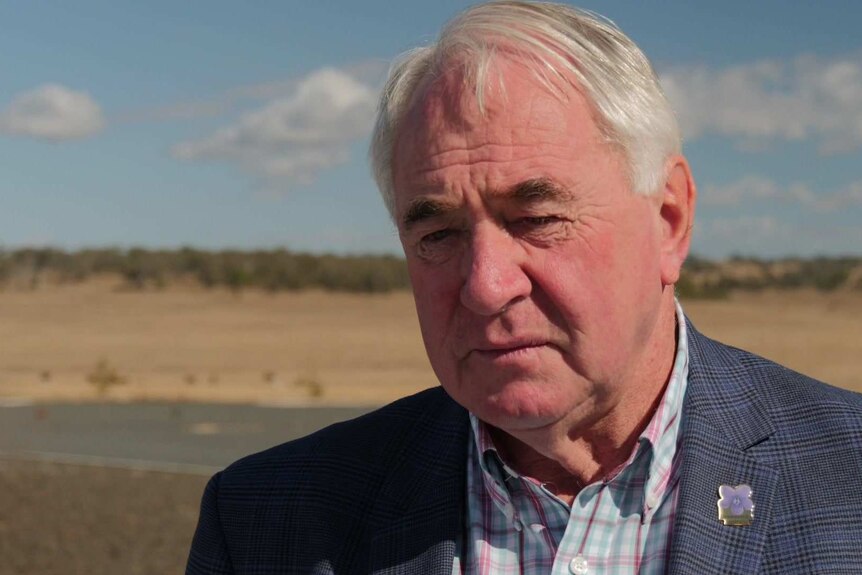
[{"xmin": 658, "ymin": 155, "xmax": 696, "ymax": 286}]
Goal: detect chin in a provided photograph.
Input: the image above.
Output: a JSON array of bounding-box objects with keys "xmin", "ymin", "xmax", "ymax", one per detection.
[{"xmin": 464, "ymin": 380, "xmax": 574, "ymax": 431}]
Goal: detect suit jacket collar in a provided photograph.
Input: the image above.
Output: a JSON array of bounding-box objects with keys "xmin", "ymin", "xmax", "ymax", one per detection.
[
  {"xmin": 668, "ymin": 318, "xmax": 779, "ymax": 574},
  {"xmin": 368, "ymin": 388, "xmax": 469, "ymax": 575},
  {"xmin": 368, "ymin": 318, "xmax": 781, "ymax": 574}
]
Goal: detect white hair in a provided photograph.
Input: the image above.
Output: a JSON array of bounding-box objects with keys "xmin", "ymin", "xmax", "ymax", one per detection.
[{"xmin": 369, "ymin": 0, "xmax": 681, "ymax": 217}]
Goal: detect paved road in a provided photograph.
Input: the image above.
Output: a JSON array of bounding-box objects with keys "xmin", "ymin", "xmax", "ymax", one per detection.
[{"xmin": 0, "ymin": 402, "xmax": 374, "ymax": 474}]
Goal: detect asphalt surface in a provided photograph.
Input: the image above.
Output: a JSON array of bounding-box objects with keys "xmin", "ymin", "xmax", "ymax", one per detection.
[{"xmin": 0, "ymin": 402, "xmax": 375, "ymax": 474}]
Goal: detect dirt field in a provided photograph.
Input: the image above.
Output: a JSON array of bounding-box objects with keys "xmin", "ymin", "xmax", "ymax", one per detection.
[
  {"xmin": 0, "ymin": 459, "xmax": 207, "ymax": 575},
  {"xmin": 683, "ymin": 289, "xmax": 862, "ymax": 391},
  {"xmin": 1, "ymin": 283, "xmax": 860, "ymax": 574},
  {"xmin": 0, "ymin": 280, "xmax": 436, "ymax": 406},
  {"xmin": 0, "ymin": 281, "xmax": 860, "ymax": 405}
]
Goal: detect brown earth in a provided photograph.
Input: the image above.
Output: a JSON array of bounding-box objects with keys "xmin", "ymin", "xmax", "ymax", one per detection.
[
  {"xmin": 1, "ymin": 281, "xmax": 860, "ymax": 404},
  {"xmin": 0, "ymin": 459, "xmax": 207, "ymax": 575},
  {"xmin": 0, "ymin": 283, "xmax": 860, "ymax": 574},
  {"xmin": 0, "ymin": 280, "xmax": 436, "ymax": 406},
  {"xmin": 683, "ymin": 289, "xmax": 862, "ymax": 390}
]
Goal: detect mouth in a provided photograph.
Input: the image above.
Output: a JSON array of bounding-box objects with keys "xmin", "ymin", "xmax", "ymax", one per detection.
[{"xmin": 470, "ymin": 342, "xmax": 549, "ymax": 361}]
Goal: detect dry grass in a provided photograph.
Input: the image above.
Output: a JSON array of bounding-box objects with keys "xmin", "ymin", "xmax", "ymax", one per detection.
[
  {"xmin": 0, "ymin": 281, "xmax": 859, "ymax": 404},
  {"xmin": 683, "ymin": 289, "xmax": 862, "ymax": 391},
  {"xmin": 0, "ymin": 280, "xmax": 436, "ymax": 405}
]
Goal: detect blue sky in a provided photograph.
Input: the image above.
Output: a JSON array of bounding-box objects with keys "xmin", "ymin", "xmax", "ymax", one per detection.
[{"xmin": 1, "ymin": 1, "xmax": 860, "ymax": 259}]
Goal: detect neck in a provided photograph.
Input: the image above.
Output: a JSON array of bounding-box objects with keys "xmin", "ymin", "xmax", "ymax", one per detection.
[{"xmin": 491, "ymin": 293, "xmax": 679, "ymax": 503}]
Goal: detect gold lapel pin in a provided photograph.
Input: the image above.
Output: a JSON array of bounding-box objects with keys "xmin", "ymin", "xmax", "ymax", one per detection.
[{"xmin": 718, "ymin": 484, "xmax": 754, "ymax": 526}]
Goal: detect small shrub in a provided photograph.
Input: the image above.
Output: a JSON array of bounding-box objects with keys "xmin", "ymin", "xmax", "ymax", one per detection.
[
  {"xmin": 87, "ymin": 359, "xmax": 126, "ymax": 397},
  {"xmin": 675, "ymin": 274, "xmax": 729, "ymax": 300},
  {"xmin": 294, "ymin": 375, "xmax": 324, "ymax": 398}
]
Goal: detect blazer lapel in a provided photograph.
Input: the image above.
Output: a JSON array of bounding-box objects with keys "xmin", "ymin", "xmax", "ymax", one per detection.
[
  {"xmin": 668, "ymin": 410, "xmax": 780, "ymax": 574},
  {"xmin": 368, "ymin": 491, "xmax": 463, "ymax": 575},
  {"xmin": 369, "ymin": 321, "xmax": 784, "ymax": 573},
  {"xmin": 669, "ymin": 321, "xmax": 780, "ymax": 574},
  {"xmin": 368, "ymin": 390, "xmax": 469, "ymax": 575}
]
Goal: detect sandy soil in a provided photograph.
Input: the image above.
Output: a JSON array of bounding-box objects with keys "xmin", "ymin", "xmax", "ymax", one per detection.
[
  {"xmin": 684, "ymin": 289, "xmax": 862, "ymax": 391},
  {"xmin": 0, "ymin": 281, "xmax": 436, "ymax": 406},
  {"xmin": 1, "ymin": 281, "xmax": 860, "ymax": 405},
  {"xmin": 1, "ymin": 284, "xmax": 860, "ymax": 575}
]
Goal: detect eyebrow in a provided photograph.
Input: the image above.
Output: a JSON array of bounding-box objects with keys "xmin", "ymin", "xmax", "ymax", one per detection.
[
  {"xmin": 506, "ymin": 178, "xmax": 574, "ymax": 204},
  {"xmin": 402, "ymin": 197, "xmax": 460, "ymax": 230},
  {"xmin": 401, "ymin": 178, "xmax": 573, "ymax": 230}
]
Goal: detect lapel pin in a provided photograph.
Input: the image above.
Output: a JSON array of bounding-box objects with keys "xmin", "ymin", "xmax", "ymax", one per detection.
[{"xmin": 717, "ymin": 484, "xmax": 754, "ymax": 526}]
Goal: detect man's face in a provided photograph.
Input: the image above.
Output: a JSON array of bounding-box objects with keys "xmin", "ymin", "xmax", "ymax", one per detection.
[{"xmin": 392, "ymin": 58, "xmax": 670, "ymax": 434}]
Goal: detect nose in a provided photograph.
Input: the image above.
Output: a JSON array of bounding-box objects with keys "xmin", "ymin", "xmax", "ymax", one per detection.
[{"xmin": 459, "ymin": 224, "xmax": 531, "ymax": 315}]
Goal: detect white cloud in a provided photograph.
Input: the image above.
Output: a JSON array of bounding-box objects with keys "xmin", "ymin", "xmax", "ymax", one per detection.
[
  {"xmin": 117, "ymin": 59, "xmax": 387, "ymax": 124},
  {"xmin": 704, "ymin": 215, "xmax": 784, "ymax": 237},
  {"xmin": 701, "ymin": 175, "xmax": 862, "ymax": 211},
  {"xmin": 815, "ymin": 180, "xmax": 862, "ymax": 211},
  {"xmin": 701, "ymin": 175, "xmax": 815, "ymax": 206},
  {"xmin": 660, "ymin": 53, "xmax": 862, "ymax": 153},
  {"xmin": 172, "ymin": 67, "xmax": 377, "ymax": 190},
  {"xmin": 701, "ymin": 175, "xmax": 781, "ymax": 206},
  {"xmin": 0, "ymin": 84, "xmax": 105, "ymax": 140},
  {"xmin": 116, "ymin": 80, "xmax": 303, "ymax": 123}
]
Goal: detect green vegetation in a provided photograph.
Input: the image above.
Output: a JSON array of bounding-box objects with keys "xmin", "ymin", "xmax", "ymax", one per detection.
[
  {"xmin": 676, "ymin": 255, "xmax": 862, "ymax": 298},
  {"xmin": 0, "ymin": 247, "xmax": 410, "ymax": 293},
  {"xmin": 0, "ymin": 247, "xmax": 859, "ymax": 297}
]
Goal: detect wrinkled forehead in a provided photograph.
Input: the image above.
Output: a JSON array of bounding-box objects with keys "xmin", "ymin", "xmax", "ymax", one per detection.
[
  {"xmin": 391, "ymin": 56, "xmax": 603, "ymax": 191},
  {"xmin": 400, "ymin": 55, "xmax": 575, "ymax": 145}
]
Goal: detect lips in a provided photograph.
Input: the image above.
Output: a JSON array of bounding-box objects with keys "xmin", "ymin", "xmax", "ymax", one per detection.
[{"xmin": 468, "ymin": 341, "xmax": 550, "ymax": 361}]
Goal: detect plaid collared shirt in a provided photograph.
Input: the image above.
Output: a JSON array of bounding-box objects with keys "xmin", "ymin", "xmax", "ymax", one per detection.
[{"xmin": 454, "ymin": 303, "xmax": 690, "ymax": 575}]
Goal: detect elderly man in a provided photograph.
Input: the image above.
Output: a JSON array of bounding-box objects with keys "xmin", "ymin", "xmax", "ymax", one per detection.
[{"xmin": 187, "ymin": 2, "xmax": 862, "ymax": 574}]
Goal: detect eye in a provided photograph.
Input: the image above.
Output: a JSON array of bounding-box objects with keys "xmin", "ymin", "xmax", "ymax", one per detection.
[
  {"xmin": 421, "ymin": 229, "xmax": 454, "ymax": 244},
  {"xmin": 508, "ymin": 214, "xmax": 572, "ymax": 243},
  {"xmin": 520, "ymin": 216, "xmax": 562, "ymax": 226},
  {"xmin": 511, "ymin": 215, "xmax": 567, "ymax": 231},
  {"xmin": 415, "ymin": 228, "xmax": 462, "ymax": 262}
]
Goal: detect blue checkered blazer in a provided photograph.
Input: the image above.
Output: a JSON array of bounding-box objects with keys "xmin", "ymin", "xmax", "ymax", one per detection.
[{"xmin": 187, "ymin": 320, "xmax": 862, "ymax": 574}]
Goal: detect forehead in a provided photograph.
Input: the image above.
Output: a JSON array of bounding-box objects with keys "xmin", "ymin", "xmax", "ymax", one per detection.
[{"xmin": 391, "ymin": 57, "xmax": 608, "ymax": 210}]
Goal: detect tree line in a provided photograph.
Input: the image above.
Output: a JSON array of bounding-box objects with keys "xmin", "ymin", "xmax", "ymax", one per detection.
[
  {"xmin": 676, "ymin": 255, "xmax": 862, "ymax": 298},
  {"xmin": 0, "ymin": 247, "xmax": 410, "ymax": 293},
  {"xmin": 0, "ymin": 247, "xmax": 860, "ymax": 297}
]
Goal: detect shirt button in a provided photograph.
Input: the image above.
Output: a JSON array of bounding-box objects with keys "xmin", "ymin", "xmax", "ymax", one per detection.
[
  {"xmin": 570, "ymin": 554, "xmax": 589, "ymax": 575},
  {"xmin": 513, "ymin": 519, "xmax": 523, "ymax": 532}
]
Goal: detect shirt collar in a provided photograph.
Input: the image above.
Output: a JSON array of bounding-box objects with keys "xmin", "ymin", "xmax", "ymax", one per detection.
[{"xmin": 469, "ymin": 300, "xmax": 690, "ymax": 516}]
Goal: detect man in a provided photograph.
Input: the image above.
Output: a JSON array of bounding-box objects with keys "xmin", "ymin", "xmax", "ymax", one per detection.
[{"xmin": 187, "ymin": 2, "xmax": 862, "ymax": 573}]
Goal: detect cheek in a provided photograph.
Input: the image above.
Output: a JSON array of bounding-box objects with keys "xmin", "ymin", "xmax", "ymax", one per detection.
[
  {"xmin": 528, "ymin": 213, "xmax": 660, "ymax": 331},
  {"xmin": 589, "ymin": 211, "xmax": 665, "ymax": 345},
  {"xmin": 407, "ymin": 262, "xmax": 460, "ymax": 351},
  {"xmin": 583, "ymin": 204, "xmax": 663, "ymax": 293},
  {"xmin": 619, "ymin": 213, "xmax": 664, "ymax": 295}
]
